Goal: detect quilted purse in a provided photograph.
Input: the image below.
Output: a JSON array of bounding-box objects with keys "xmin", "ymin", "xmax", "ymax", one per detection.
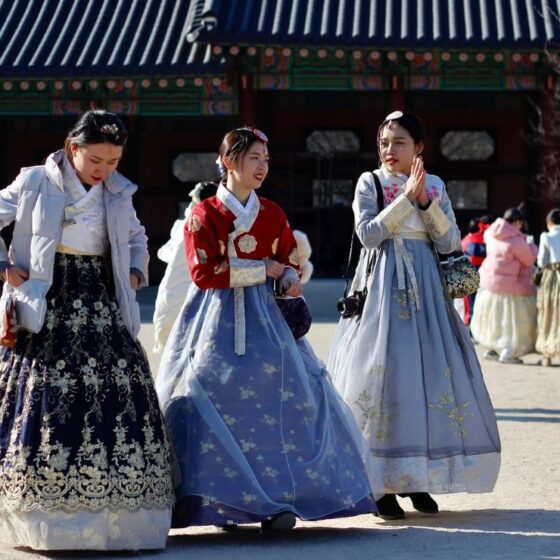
[
  {"xmin": 274, "ymin": 280, "xmax": 312, "ymax": 339},
  {"xmin": 439, "ymin": 254, "xmax": 480, "ymax": 299},
  {"xmin": 0, "ymin": 293, "xmax": 18, "ymax": 347}
]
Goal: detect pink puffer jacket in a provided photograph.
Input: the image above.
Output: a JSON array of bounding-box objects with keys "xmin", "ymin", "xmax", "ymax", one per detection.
[{"xmin": 479, "ymin": 218, "xmax": 538, "ymax": 295}]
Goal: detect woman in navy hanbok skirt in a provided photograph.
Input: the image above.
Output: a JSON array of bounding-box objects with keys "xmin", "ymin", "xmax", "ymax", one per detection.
[
  {"xmin": 156, "ymin": 128, "xmax": 378, "ymax": 532},
  {"xmin": 0, "ymin": 111, "xmax": 173, "ymax": 550}
]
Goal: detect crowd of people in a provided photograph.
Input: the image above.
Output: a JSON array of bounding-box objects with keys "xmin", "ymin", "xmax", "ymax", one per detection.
[
  {"xmin": 0, "ymin": 107, "xmax": 551, "ymax": 551},
  {"xmin": 462, "ymin": 209, "xmax": 560, "ymax": 366}
]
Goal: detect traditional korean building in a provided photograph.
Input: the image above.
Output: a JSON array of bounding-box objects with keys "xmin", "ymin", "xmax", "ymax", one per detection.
[{"xmin": 1, "ymin": 0, "xmax": 559, "ymax": 279}]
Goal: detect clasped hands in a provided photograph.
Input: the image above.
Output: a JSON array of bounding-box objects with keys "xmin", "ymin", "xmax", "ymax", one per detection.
[
  {"xmin": 265, "ymin": 258, "xmax": 302, "ymax": 297},
  {"xmin": 404, "ymin": 155, "xmax": 429, "ymax": 208}
]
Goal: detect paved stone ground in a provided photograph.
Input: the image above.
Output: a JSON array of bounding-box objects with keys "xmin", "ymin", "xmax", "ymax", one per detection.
[{"xmin": 1, "ymin": 284, "xmax": 559, "ymax": 559}]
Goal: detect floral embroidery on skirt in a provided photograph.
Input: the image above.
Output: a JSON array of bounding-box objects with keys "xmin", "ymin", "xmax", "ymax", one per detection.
[{"xmin": 0, "ymin": 254, "xmax": 174, "ymax": 515}]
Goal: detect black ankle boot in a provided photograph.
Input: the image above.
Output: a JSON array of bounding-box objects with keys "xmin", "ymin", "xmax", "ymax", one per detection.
[
  {"xmin": 398, "ymin": 492, "xmax": 439, "ymax": 514},
  {"xmin": 374, "ymin": 494, "xmax": 405, "ymax": 520},
  {"xmin": 261, "ymin": 512, "xmax": 296, "ymax": 535},
  {"xmin": 215, "ymin": 521, "xmax": 238, "ymax": 532}
]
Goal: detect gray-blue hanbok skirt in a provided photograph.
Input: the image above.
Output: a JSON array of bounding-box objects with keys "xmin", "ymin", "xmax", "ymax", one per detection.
[
  {"xmin": 156, "ymin": 280, "xmax": 377, "ymax": 527},
  {"xmin": 328, "ymin": 238, "xmax": 501, "ymax": 495}
]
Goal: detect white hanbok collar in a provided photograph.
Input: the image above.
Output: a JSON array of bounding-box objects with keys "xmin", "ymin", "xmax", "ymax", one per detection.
[
  {"xmin": 217, "ymin": 183, "xmax": 260, "ymax": 234},
  {"xmin": 378, "ymin": 164, "xmax": 408, "ymax": 185},
  {"xmin": 60, "ymin": 157, "xmax": 103, "ymax": 221}
]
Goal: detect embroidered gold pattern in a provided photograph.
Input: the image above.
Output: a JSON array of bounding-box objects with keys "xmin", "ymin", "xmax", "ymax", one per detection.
[
  {"xmin": 271, "ymin": 238, "xmax": 279, "ymax": 255},
  {"xmin": 237, "ymin": 234, "xmax": 257, "ymax": 254},
  {"xmin": 393, "ymin": 287, "xmax": 416, "ymax": 321},
  {"xmin": 214, "ymin": 261, "xmax": 229, "ymax": 275},
  {"xmin": 218, "ymin": 240, "xmax": 226, "ymax": 256},
  {"xmin": 428, "ymin": 373, "xmax": 472, "ymax": 438},
  {"xmin": 421, "ymin": 202, "xmax": 451, "ymax": 237},
  {"xmin": 187, "ymin": 213, "xmax": 202, "ymax": 233},
  {"xmin": 196, "ymin": 248, "xmax": 208, "ymax": 264},
  {"xmin": 352, "ymin": 390, "xmax": 395, "ymax": 442}
]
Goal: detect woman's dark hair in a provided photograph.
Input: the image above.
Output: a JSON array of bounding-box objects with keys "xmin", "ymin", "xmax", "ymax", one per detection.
[
  {"xmin": 480, "ymin": 214, "xmax": 495, "ymax": 225},
  {"xmin": 217, "ymin": 127, "xmax": 269, "ymax": 181},
  {"xmin": 377, "ymin": 111, "xmax": 425, "ymax": 147},
  {"xmin": 546, "ymin": 208, "xmax": 560, "ymax": 225},
  {"xmin": 197, "ymin": 181, "xmax": 219, "ymax": 201},
  {"xmin": 503, "ymin": 207, "xmax": 525, "ymax": 224},
  {"xmin": 468, "ymin": 219, "xmax": 480, "ymax": 234},
  {"xmin": 64, "ymin": 110, "xmax": 127, "ymax": 158}
]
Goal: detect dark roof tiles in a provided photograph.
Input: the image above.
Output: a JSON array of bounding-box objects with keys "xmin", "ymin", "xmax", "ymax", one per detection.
[{"xmin": 187, "ymin": 0, "xmax": 560, "ymax": 48}]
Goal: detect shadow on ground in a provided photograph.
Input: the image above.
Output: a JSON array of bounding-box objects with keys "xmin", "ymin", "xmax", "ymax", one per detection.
[
  {"xmin": 495, "ymin": 407, "xmax": 560, "ymax": 423},
  {"xmin": 22, "ymin": 509, "xmax": 559, "ymax": 560}
]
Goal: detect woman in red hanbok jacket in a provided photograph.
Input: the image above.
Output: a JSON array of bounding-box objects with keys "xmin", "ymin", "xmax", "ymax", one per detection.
[{"xmin": 156, "ymin": 127, "xmax": 378, "ymax": 534}]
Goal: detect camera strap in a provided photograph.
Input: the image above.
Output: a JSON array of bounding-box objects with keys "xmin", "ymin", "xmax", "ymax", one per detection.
[{"xmin": 342, "ymin": 171, "xmax": 385, "ymax": 297}]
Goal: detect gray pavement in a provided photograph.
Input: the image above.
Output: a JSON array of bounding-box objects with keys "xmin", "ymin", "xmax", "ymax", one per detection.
[{"xmin": 1, "ymin": 281, "xmax": 559, "ymax": 559}]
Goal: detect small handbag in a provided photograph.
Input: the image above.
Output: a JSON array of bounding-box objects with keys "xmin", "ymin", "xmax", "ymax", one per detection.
[
  {"xmin": 274, "ymin": 280, "xmax": 312, "ymax": 340},
  {"xmin": 439, "ymin": 253, "xmax": 480, "ymax": 299},
  {"xmin": 0, "ymin": 293, "xmax": 18, "ymax": 348},
  {"xmin": 337, "ymin": 171, "xmax": 385, "ymax": 319},
  {"xmin": 532, "ymin": 267, "xmax": 543, "ymax": 287}
]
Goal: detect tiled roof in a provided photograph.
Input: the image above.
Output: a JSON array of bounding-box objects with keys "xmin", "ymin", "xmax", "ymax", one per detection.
[
  {"xmin": 186, "ymin": 0, "xmax": 560, "ymax": 49},
  {"xmin": 0, "ymin": 0, "xmax": 225, "ymax": 77},
  {"xmin": 2, "ymin": 0, "xmax": 558, "ymax": 80}
]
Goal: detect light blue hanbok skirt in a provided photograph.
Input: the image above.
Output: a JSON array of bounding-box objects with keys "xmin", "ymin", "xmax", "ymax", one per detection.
[
  {"xmin": 328, "ymin": 238, "xmax": 501, "ymax": 495},
  {"xmin": 156, "ymin": 280, "xmax": 376, "ymax": 527}
]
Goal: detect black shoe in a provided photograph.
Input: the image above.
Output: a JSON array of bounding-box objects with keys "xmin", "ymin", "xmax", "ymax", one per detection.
[
  {"xmin": 373, "ymin": 494, "xmax": 405, "ymax": 520},
  {"xmin": 261, "ymin": 512, "xmax": 296, "ymax": 535},
  {"xmin": 398, "ymin": 493, "xmax": 439, "ymax": 514},
  {"xmin": 216, "ymin": 522, "xmax": 238, "ymax": 532}
]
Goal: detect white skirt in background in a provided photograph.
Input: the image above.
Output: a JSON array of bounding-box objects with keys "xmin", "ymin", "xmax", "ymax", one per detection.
[{"xmin": 471, "ymin": 289, "xmax": 537, "ymax": 358}]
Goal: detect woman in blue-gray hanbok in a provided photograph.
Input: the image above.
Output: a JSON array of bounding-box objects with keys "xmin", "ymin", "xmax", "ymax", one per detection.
[
  {"xmin": 328, "ymin": 112, "xmax": 500, "ymax": 519},
  {"xmin": 156, "ymin": 127, "xmax": 377, "ymax": 531}
]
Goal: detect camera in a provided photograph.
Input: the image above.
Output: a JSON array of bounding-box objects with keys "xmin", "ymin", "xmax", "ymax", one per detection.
[{"xmin": 336, "ymin": 289, "xmax": 367, "ymax": 319}]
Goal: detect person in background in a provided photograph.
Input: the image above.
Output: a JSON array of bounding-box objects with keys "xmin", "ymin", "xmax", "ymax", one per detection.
[
  {"xmin": 535, "ymin": 208, "xmax": 560, "ymax": 367},
  {"xmin": 292, "ymin": 230, "xmax": 314, "ymax": 284},
  {"xmin": 471, "ymin": 207, "xmax": 538, "ymax": 364},
  {"xmin": 153, "ymin": 181, "xmax": 218, "ymax": 354},
  {"xmin": 0, "ymin": 110, "xmax": 173, "ymax": 551},
  {"xmin": 461, "ymin": 215, "xmax": 493, "ymax": 325}
]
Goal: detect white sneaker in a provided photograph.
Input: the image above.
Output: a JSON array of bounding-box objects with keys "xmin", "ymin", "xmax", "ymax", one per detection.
[{"xmin": 499, "ymin": 356, "xmax": 523, "ymax": 365}]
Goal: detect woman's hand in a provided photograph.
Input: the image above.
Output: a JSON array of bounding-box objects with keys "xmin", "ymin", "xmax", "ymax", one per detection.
[
  {"xmin": 282, "ymin": 277, "xmax": 303, "ymax": 297},
  {"xmin": 265, "ymin": 258, "xmax": 284, "ymax": 279},
  {"xmin": 404, "ymin": 156, "xmax": 427, "ymax": 204},
  {"xmin": 1, "ymin": 266, "xmax": 29, "ymax": 287},
  {"xmin": 130, "ymin": 274, "xmax": 140, "ymax": 290}
]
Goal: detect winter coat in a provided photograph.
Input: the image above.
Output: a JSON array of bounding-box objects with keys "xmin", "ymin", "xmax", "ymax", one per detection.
[
  {"xmin": 0, "ymin": 151, "xmax": 148, "ymax": 336},
  {"xmin": 461, "ymin": 223, "xmax": 489, "ymax": 268},
  {"xmin": 479, "ymin": 218, "xmax": 537, "ymax": 296}
]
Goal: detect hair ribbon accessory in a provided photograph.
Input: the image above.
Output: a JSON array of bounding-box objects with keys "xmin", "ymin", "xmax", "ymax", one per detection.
[{"xmin": 385, "ymin": 110, "xmax": 404, "ymax": 120}]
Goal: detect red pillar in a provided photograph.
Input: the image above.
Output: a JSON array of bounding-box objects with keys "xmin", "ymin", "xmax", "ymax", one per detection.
[
  {"xmin": 389, "ymin": 75, "xmax": 405, "ymax": 111},
  {"xmin": 238, "ymin": 74, "xmax": 258, "ymax": 127}
]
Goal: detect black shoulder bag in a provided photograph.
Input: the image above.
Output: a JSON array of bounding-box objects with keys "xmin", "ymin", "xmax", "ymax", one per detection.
[{"xmin": 336, "ymin": 172, "xmax": 384, "ymax": 319}]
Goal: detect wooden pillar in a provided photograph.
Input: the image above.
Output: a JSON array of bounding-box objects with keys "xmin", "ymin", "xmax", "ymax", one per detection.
[
  {"xmin": 238, "ymin": 74, "xmax": 259, "ymax": 126},
  {"xmin": 389, "ymin": 75, "xmax": 405, "ymax": 111}
]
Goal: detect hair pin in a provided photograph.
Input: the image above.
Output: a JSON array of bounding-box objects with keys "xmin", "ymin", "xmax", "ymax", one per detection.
[
  {"xmin": 238, "ymin": 127, "xmax": 269, "ymax": 143},
  {"xmin": 385, "ymin": 110, "xmax": 404, "ymax": 120},
  {"xmin": 215, "ymin": 156, "xmax": 226, "ymax": 176},
  {"xmin": 251, "ymin": 128, "xmax": 269, "ymax": 143},
  {"xmin": 100, "ymin": 123, "xmax": 120, "ymax": 137}
]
